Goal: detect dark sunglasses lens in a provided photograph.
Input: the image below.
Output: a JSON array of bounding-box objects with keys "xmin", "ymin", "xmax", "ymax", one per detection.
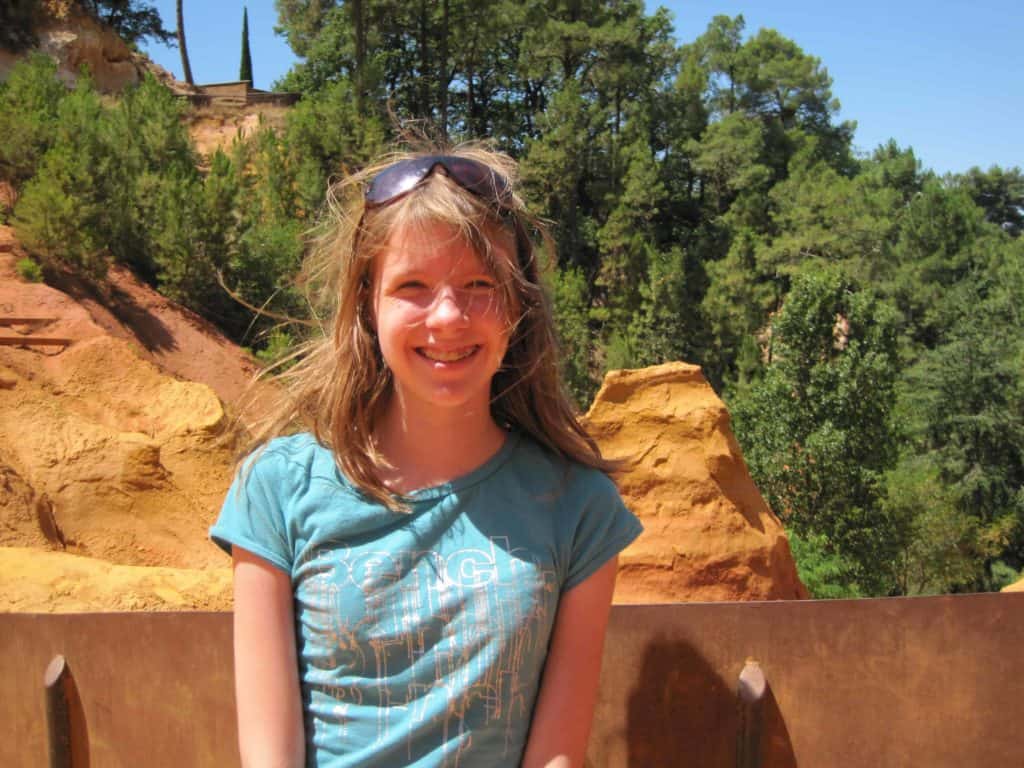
[
  {"xmin": 365, "ymin": 157, "xmax": 436, "ymax": 204},
  {"xmin": 445, "ymin": 157, "xmax": 511, "ymax": 202},
  {"xmin": 366, "ymin": 156, "xmax": 511, "ymax": 206}
]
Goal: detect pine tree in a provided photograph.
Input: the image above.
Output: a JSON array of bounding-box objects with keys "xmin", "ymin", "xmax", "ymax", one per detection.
[{"xmin": 239, "ymin": 7, "xmax": 253, "ymax": 84}]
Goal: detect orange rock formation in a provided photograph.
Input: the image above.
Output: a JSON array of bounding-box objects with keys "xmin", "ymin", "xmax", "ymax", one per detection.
[
  {"xmin": 0, "ymin": 227, "xmax": 252, "ymax": 610},
  {"xmin": 584, "ymin": 363, "xmax": 808, "ymax": 602},
  {"xmin": 1002, "ymin": 577, "xmax": 1024, "ymax": 593}
]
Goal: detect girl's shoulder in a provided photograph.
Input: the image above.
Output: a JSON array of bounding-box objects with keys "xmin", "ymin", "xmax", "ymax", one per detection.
[
  {"xmin": 241, "ymin": 432, "xmax": 340, "ymax": 490},
  {"xmin": 506, "ymin": 432, "xmax": 623, "ymax": 504}
]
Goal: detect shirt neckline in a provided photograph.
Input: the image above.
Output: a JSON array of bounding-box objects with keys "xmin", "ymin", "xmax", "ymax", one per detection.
[{"xmin": 401, "ymin": 430, "xmax": 521, "ymax": 502}]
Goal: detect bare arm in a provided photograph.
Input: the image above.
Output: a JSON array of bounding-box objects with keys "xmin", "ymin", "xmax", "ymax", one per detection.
[
  {"xmin": 232, "ymin": 546, "xmax": 305, "ymax": 768},
  {"xmin": 520, "ymin": 556, "xmax": 619, "ymax": 768}
]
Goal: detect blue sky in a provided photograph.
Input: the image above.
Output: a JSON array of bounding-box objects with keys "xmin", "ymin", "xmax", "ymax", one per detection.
[{"xmin": 143, "ymin": 0, "xmax": 1023, "ymax": 176}]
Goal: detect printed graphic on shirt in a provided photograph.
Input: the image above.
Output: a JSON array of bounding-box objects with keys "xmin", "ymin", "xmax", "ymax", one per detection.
[{"xmin": 296, "ymin": 535, "xmax": 558, "ymax": 766}]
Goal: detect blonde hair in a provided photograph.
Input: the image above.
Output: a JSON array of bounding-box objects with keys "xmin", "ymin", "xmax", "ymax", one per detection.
[{"xmin": 242, "ymin": 143, "xmax": 614, "ymax": 508}]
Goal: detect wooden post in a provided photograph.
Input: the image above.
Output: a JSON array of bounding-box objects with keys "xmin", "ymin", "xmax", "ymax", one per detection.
[
  {"xmin": 44, "ymin": 655, "xmax": 73, "ymax": 768},
  {"xmin": 737, "ymin": 659, "xmax": 766, "ymax": 768}
]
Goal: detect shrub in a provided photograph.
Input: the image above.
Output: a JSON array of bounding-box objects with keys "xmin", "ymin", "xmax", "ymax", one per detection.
[
  {"xmin": 0, "ymin": 53, "xmax": 68, "ymax": 185},
  {"xmin": 15, "ymin": 257, "xmax": 43, "ymax": 283},
  {"xmin": 12, "ymin": 76, "xmax": 109, "ymax": 277}
]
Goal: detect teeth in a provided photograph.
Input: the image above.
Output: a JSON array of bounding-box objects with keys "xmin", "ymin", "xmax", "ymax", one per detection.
[{"xmin": 420, "ymin": 346, "xmax": 477, "ymax": 362}]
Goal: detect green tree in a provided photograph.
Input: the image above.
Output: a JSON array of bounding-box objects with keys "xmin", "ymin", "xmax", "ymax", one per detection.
[
  {"xmin": 102, "ymin": 73, "xmax": 199, "ymax": 280},
  {"xmin": 595, "ymin": 132, "xmax": 667, "ymax": 345},
  {"xmin": 956, "ymin": 165, "xmax": 1024, "ymax": 238},
  {"xmin": 895, "ymin": 244, "xmax": 1024, "ymax": 589},
  {"xmin": 521, "ymin": 81, "xmax": 598, "ymax": 271},
  {"xmin": 548, "ymin": 265, "xmax": 594, "ymax": 407},
  {"xmin": 730, "ymin": 270, "xmax": 902, "ymax": 595},
  {"xmin": 787, "ymin": 530, "xmax": 863, "ymax": 599},
  {"xmin": 0, "ymin": 54, "xmax": 68, "ymax": 186},
  {"xmin": 81, "ymin": 0, "xmax": 175, "ymax": 46},
  {"xmin": 888, "ymin": 179, "xmax": 987, "ymax": 347},
  {"xmin": 281, "ymin": 77, "xmax": 385, "ymax": 185},
  {"xmin": 883, "ymin": 455, "xmax": 1004, "ymax": 595},
  {"xmin": 13, "ymin": 75, "xmax": 110, "ymax": 276}
]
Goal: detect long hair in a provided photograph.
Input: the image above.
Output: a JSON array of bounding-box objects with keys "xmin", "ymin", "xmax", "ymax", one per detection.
[{"xmin": 241, "ymin": 142, "xmax": 615, "ymax": 509}]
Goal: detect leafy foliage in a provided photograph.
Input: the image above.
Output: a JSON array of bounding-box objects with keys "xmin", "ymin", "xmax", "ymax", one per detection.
[
  {"xmin": 80, "ymin": 0, "xmax": 174, "ymax": 46},
  {"xmin": 0, "ymin": 53, "xmax": 68, "ymax": 186},
  {"xmin": 787, "ymin": 530, "xmax": 863, "ymax": 599},
  {"xmin": 730, "ymin": 270, "xmax": 902, "ymax": 594},
  {"xmin": 16, "ymin": 257, "xmax": 44, "ymax": 283}
]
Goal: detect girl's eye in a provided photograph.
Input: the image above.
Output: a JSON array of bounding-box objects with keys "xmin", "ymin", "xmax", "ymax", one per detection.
[
  {"xmin": 466, "ymin": 279, "xmax": 496, "ymax": 290},
  {"xmin": 396, "ymin": 280, "xmax": 428, "ymax": 291}
]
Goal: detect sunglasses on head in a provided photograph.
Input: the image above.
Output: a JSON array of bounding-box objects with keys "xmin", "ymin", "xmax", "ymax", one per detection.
[{"xmin": 364, "ymin": 155, "xmax": 513, "ymax": 209}]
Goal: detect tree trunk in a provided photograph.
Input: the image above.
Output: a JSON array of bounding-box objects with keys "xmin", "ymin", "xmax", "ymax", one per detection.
[
  {"xmin": 437, "ymin": 0, "xmax": 449, "ymax": 140},
  {"xmin": 353, "ymin": 0, "xmax": 365, "ymax": 113},
  {"xmin": 417, "ymin": 0, "xmax": 430, "ymax": 120},
  {"xmin": 176, "ymin": 0, "xmax": 194, "ymax": 85}
]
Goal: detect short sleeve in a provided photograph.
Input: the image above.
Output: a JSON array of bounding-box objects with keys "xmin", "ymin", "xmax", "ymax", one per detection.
[
  {"xmin": 209, "ymin": 449, "xmax": 293, "ymax": 575},
  {"xmin": 563, "ymin": 472, "xmax": 643, "ymax": 591}
]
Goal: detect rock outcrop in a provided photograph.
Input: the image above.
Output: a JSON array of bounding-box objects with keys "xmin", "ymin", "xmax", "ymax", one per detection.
[
  {"xmin": 584, "ymin": 362, "xmax": 808, "ymax": 603},
  {"xmin": 0, "ymin": 2, "xmax": 178, "ymax": 94},
  {"xmin": 0, "ymin": 227, "xmax": 255, "ymax": 610},
  {"xmin": 186, "ymin": 104, "xmax": 290, "ymax": 158},
  {"xmin": 1002, "ymin": 577, "xmax": 1024, "ymax": 593}
]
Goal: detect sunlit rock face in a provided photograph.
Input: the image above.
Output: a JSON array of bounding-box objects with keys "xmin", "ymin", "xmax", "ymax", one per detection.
[
  {"xmin": 0, "ymin": 3, "xmax": 181, "ymax": 94},
  {"xmin": 1003, "ymin": 577, "xmax": 1024, "ymax": 593},
  {"xmin": 0, "ymin": 227, "xmax": 244, "ymax": 611},
  {"xmin": 583, "ymin": 362, "xmax": 809, "ymax": 603}
]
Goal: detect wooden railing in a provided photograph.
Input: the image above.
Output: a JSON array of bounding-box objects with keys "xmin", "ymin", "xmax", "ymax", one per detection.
[
  {"xmin": 3, "ymin": 593, "xmax": 1022, "ymax": 767},
  {"xmin": 0, "ymin": 317, "xmax": 70, "ymax": 348}
]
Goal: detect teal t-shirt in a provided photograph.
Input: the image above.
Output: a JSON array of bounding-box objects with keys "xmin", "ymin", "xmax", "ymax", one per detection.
[{"xmin": 211, "ymin": 431, "xmax": 642, "ymax": 768}]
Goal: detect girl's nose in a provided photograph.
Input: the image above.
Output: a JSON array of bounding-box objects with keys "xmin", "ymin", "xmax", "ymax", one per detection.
[{"xmin": 426, "ymin": 286, "xmax": 469, "ymax": 329}]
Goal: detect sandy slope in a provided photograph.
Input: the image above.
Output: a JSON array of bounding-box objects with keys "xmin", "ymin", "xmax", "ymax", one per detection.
[{"xmin": 1, "ymin": 226, "xmax": 253, "ymax": 610}]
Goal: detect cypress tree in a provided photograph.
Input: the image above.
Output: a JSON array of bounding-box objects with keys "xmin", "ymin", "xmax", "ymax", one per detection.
[{"xmin": 239, "ymin": 7, "xmax": 253, "ymax": 84}]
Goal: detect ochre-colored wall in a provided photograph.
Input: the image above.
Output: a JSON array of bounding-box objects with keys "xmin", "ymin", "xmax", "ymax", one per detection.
[{"xmin": 3, "ymin": 594, "xmax": 1022, "ymax": 767}]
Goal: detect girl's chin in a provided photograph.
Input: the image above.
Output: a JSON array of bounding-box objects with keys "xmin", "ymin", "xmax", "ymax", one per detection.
[{"xmin": 392, "ymin": 382, "xmax": 495, "ymax": 417}]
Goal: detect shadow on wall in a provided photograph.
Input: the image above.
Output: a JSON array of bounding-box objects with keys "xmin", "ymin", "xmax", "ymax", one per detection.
[{"xmin": 626, "ymin": 638, "xmax": 796, "ymax": 767}]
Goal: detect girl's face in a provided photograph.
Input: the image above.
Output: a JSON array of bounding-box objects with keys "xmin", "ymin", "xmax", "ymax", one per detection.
[{"xmin": 371, "ymin": 220, "xmax": 513, "ymax": 421}]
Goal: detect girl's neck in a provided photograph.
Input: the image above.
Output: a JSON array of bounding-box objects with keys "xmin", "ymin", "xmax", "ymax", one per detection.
[{"xmin": 374, "ymin": 397, "xmax": 507, "ymax": 494}]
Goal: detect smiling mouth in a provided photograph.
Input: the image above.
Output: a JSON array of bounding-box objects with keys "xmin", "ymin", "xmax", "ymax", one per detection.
[{"xmin": 417, "ymin": 346, "xmax": 479, "ymax": 363}]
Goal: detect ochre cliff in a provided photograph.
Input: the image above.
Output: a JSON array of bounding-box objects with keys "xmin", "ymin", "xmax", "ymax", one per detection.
[
  {"xmin": 584, "ymin": 363, "xmax": 808, "ymax": 602},
  {"xmin": 0, "ymin": 226, "xmax": 254, "ymax": 610},
  {"xmin": 0, "ymin": 2, "xmax": 180, "ymax": 94}
]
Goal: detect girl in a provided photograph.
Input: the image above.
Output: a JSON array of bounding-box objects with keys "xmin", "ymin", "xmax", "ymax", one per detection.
[{"xmin": 211, "ymin": 145, "xmax": 642, "ymax": 768}]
